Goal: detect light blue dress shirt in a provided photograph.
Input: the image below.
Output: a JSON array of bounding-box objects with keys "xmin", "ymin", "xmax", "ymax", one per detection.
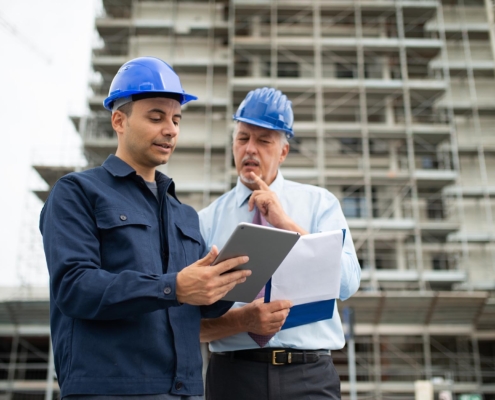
[{"xmin": 198, "ymin": 172, "xmax": 361, "ymax": 352}]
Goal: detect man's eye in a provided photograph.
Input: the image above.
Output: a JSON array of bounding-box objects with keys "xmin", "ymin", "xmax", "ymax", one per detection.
[{"xmin": 150, "ymin": 118, "xmax": 160, "ymax": 122}]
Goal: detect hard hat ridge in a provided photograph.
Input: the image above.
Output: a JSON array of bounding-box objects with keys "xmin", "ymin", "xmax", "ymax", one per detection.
[
  {"xmin": 103, "ymin": 56, "xmax": 197, "ymax": 111},
  {"xmin": 233, "ymin": 87, "xmax": 294, "ymax": 139}
]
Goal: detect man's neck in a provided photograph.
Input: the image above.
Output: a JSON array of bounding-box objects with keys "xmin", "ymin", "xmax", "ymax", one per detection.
[{"xmin": 114, "ymin": 153, "xmax": 156, "ymax": 182}]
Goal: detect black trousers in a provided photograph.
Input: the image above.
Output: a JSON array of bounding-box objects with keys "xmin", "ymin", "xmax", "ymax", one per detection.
[{"xmin": 205, "ymin": 352, "xmax": 341, "ymax": 400}]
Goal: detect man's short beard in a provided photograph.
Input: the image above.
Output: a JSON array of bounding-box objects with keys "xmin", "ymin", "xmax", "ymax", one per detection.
[{"xmin": 240, "ymin": 173, "xmax": 258, "ymax": 185}]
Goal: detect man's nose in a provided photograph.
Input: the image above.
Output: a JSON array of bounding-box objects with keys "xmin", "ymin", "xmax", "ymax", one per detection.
[
  {"xmin": 245, "ymin": 137, "xmax": 258, "ymax": 154},
  {"xmin": 161, "ymin": 120, "xmax": 178, "ymax": 137}
]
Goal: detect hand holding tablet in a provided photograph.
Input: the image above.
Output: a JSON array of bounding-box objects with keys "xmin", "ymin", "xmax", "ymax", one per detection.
[{"xmin": 211, "ymin": 222, "xmax": 300, "ymax": 303}]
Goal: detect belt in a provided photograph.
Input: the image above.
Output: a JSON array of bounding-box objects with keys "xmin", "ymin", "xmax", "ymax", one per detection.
[{"xmin": 217, "ymin": 348, "xmax": 330, "ymax": 366}]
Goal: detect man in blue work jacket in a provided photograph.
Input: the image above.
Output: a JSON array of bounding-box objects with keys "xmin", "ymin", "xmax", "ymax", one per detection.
[{"xmin": 40, "ymin": 57, "xmax": 251, "ymax": 400}]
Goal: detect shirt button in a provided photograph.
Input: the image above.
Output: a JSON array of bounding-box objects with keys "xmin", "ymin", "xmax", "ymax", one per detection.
[
  {"xmin": 164, "ymin": 287, "xmax": 172, "ymax": 295},
  {"xmin": 175, "ymin": 381, "xmax": 183, "ymax": 390},
  {"xmin": 120, "ymin": 215, "xmax": 127, "ymax": 221}
]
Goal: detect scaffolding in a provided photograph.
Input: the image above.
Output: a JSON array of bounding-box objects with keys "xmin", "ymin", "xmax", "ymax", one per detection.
[{"xmin": 14, "ymin": 0, "xmax": 495, "ymax": 399}]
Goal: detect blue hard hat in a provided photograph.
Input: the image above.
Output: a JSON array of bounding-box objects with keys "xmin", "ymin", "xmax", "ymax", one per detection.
[
  {"xmin": 103, "ymin": 57, "xmax": 197, "ymax": 111},
  {"xmin": 233, "ymin": 87, "xmax": 294, "ymax": 139}
]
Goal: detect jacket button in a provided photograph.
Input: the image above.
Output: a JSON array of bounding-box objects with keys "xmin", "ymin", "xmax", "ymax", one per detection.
[
  {"xmin": 175, "ymin": 381, "xmax": 183, "ymax": 390},
  {"xmin": 164, "ymin": 287, "xmax": 172, "ymax": 295},
  {"xmin": 120, "ymin": 215, "xmax": 127, "ymax": 221}
]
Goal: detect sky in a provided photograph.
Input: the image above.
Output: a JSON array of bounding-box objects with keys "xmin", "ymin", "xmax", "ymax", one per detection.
[{"xmin": 0, "ymin": 0, "xmax": 100, "ymax": 287}]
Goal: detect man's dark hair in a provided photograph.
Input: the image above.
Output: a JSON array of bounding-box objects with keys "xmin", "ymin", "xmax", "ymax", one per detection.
[{"xmin": 118, "ymin": 102, "xmax": 133, "ymax": 116}]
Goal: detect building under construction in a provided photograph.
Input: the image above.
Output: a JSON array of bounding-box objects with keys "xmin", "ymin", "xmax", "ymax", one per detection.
[{"xmin": 2, "ymin": 0, "xmax": 495, "ymax": 399}]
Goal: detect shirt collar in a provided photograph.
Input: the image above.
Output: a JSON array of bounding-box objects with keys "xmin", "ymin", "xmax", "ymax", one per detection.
[{"xmin": 234, "ymin": 170, "xmax": 285, "ymax": 208}]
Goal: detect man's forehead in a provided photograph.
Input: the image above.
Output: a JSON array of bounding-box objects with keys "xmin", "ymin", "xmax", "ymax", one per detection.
[
  {"xmin": 135, "ymin": 96, "xmax": 181, "ymax": 111},
  {"xmin": 236, "ymin": 123, "xmax": 277, "ymax": 137}
]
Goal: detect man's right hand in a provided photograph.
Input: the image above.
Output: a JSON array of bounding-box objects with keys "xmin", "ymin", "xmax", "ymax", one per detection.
[
  {"xmin": 176, "ymin": 246, "xmax": 251, "ymax": 306},
  {"xmin": 239, "ymin": 298, "xmax": 292, "ymax": 335},
  {"xmin": 200, "ymin": 297, "xmax": 293, "ymax": 342}
]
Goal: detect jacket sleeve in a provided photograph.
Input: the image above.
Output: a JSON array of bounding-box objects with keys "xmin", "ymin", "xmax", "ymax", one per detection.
[
  {"xmin": 200, "ymin": 301, "xmax": 234, "ymax": 319},
  {"xmin": 40, "ymin": 176, "xmax": 181, "ymax": 321}
]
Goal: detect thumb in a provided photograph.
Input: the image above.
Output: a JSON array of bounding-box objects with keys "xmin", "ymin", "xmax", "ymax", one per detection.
[{"xmin": 197, "ymin": 245, "xmax": 219, "ymax": 266}]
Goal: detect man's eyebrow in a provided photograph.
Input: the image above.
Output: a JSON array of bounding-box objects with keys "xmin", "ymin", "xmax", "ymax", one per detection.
[{"xmin": 147, "ymin": 109, "xmax": 182, "ymax": 119}]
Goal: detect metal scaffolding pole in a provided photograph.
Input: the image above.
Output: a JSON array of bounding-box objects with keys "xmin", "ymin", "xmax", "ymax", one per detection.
[
  {"xmin": 6, "ymin": 334, "xmax": 19, "ymax": 400},
  {"xmin": 436, "ymin": 0, "xmax": 470, "ymax": 278},
  {"xmin": 202, "ymin": 0, "xmax": 216, "ymax": 208},
  {"xmin": 225, "ymin": 0, "xmax": 236, "ymax": 191},
  {"xmin": 270, "ymin": 0, "xmax": 278, "ymax": 85},
  {"xmin": 355, "ymin": 0, "xmax": 378, "ymax": 291},
  {"xmin": 44, "ymin": 339, "xmax": 55, "ymax": 400},
  {"xmin": 396, "ymin": 0, "xmax": 426, "ymax": 291},
  {"xmin": 458, "ymin": 0, "xmax": 495, "ymax": 277},
  {"xmin": 313, "ymin": 2, "xmax": 326, "ymax": 189}
]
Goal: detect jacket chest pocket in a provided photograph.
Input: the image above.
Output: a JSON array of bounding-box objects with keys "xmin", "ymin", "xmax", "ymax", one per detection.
[
  {"xmin": 174, "ymin": 221, "xmax": 203, "ymax": 268},
  {"xmin": 95, "ymin": 209, "xmax": 154, "ymax": 273}
]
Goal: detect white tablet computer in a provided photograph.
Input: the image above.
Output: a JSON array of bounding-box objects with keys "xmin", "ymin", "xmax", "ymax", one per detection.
[{"xmin": 212, "ymin": 222, "xmax": 300, "ymax": 303}]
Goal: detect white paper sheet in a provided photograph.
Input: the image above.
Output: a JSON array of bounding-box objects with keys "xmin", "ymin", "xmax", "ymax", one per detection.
[{"xmin": 269, "ymin": 229, "xmax": 343, "ymax": 306}]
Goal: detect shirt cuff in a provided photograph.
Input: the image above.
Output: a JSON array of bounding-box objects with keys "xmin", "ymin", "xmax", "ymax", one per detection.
[{"xmin": 158, "ymin": 272, "xmax": 181, "ymax": 307}]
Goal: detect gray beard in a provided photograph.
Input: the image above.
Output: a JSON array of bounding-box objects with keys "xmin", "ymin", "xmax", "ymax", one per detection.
[{"xmin": 240, "ymin": 173, "xmax": 258, "ymax": 185}]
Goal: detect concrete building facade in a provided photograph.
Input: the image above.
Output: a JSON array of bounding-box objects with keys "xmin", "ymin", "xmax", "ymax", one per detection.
[{"xmin": 1, "ymin": 0, "xmax": 495, "ymax": 399}]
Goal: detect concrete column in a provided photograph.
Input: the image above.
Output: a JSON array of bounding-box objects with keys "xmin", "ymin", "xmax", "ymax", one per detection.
[
  {"xmin": 393, "ymin": 190, "xmax": 403, "ymax": 219},
  {"xmin": 379, "ymin": 16, "xmax": 387, "ymax": 39},
  {"xmin": 389, "ymin": 140, "xmax": 399, "ymax": 172},
  {"xmin": 45, "ymin": 339, "xmax": 55, "ymax": 400},
  {"xmin": 251, "ymin": 15, "xmax": 261, "ymax": 37},
  {"xmin": 385, "ymin": 96, "xmax": 394, "ymax": 125},
  {"xmin": 423, "ymin": 332, "xmax": 432, "ymax": 380},
  {"xmin": 396, "ymin": 238, "xmax": 406, "ymax": 271},
  {"xmin": 6, "ymin": 334, "xmax": 19, "ymax": 400},
  {"xmin": 382, "ymin": 57, "xmax": 391, "ymax": 80},
  {"xmin": 373, "ymin": 332, "xmax": 382, "ymax": 400},
  {"xmin": 251, "ymin": 55, "xmax": 261, "ymax": 77},
  {"xmin": 415, "ymin": 381, "xmax": 433, "ymax": 400}
]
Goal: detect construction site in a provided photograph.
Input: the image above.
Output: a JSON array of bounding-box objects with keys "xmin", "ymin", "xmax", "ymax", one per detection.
[{"xmin": 1, "ymin": 0, "xmax": 495, "ymax": 399}]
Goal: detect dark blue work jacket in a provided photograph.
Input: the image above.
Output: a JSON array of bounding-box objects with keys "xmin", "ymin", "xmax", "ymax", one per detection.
[{"xmin": 40, "ymin": 155, "xmax": 231, "ymax": 398}]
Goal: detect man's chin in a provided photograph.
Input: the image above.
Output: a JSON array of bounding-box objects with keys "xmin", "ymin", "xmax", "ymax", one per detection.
[
  {"xmin": 158, "ymin": 154, "xmax": 172, "ymax": 164},
  {"xmin": 240, "ymin": 172, "xmax": 262, "ymax": 186},
  {"xmin": 240, "ymin": 175, "xmax": 255, "ymax": 185}
]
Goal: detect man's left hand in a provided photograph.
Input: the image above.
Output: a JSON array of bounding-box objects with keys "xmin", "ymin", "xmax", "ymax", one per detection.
[{"xmin": 247, "ymin": 172, "xmax": 309, "ymax": 235}]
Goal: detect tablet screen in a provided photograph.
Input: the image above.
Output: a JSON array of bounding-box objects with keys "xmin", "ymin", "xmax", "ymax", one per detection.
[{"xmin": 212, "ymin": 222, "xmax": 300, "ymax": 303}]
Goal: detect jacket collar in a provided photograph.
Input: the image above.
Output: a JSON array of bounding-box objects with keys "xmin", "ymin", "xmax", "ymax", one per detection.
[
  {"xmin": 102, "ymin": 155, "xmax": 179, "ymax": 202},
  {"xmin": 102, "ymin": 154, "xmax": 137, "ymax": 178}
]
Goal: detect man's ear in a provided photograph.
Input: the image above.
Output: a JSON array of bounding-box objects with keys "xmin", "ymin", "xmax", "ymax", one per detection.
[
  {"xmin": 111, "ymin": 110, "xmax": 126, "ymax": 135},
  {"xmin": 279, "ymin": 143, "xmax": 289, "ymax": 164}
]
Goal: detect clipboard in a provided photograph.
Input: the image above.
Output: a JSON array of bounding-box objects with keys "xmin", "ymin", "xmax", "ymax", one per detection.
[
  {"xmin": 211, "ymin": 222, "xmax": 300, "ymax": 303},
  {"xmin": 267, "ymin": 229, "xmax": 346, "ymax": 330}
]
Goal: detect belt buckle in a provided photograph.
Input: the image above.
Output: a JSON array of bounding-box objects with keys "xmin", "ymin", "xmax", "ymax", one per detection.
[{"xmin": 272, "ymin": 350, "xmax": 291, "ymax": 365}]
